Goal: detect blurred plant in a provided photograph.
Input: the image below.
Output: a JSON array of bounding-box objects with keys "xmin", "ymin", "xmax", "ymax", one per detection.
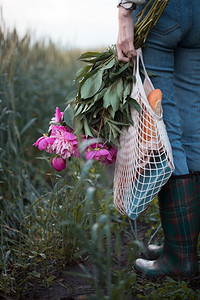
[{"xmin": 63, "ymin": 182, "xmax": 137, "ymax": 300}]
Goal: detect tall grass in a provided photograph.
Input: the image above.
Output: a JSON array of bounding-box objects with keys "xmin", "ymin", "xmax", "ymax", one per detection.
[
  {"xmin": 0, "ymin": 19, "xmax": 86, "ymax": 295},
  {"xmin": 0, "ymin": 19, "xmax": 82, "ymax": 213}
]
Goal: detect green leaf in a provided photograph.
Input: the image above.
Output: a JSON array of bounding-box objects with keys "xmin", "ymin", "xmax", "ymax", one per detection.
[
  {"xmin": 81, "ymin": 70, "xmax": 103, "ymax": 99},
  {"xmin": 109, "ymin": 123, "xmax": 124, "ymax": 135},
  {"xmin": 123, "ymin": 82, "xmax": 131, "ymax": 104},
  {"xmin": 73, "ymin": 117, "xmax": 83, "ymax": 135},
  {"xmin": 79, "ymin": 51, "xmax": 112, "ymax": 64},
  {"xmin": 93, "ymin": 88, "xmax": 106, "ymax": 102},
  {"xmin": 112, "ymin": 62, "xmax": 130, "ymax": 76},
  {"xmin": 107, "ymin": 122, "xmax": 119, "ymax": 140},
  {"xmin": 90, "ymin": 52, "xmax": 113, "ymax": 64},
  {"xmin": 103, "ymin": 78, "xmax": 123, "ymax": 115},
  {"xmin": 77, "ymin": 68, "xmax": 99, "ymax": 97},
  {"xmin": 83, "ymin": 117, "xmax": 93, "ymax": 137},
  {"xmin": 126, "ymin": 105, "xmax": 134, "ymax": 126},
  {"xmin": 107, "ymin": 118, "xmax": 129, "ymax": 126},
  {"xmin": 20, "ymin": 117, "xmax": 37, "ymax": 135},
  {"xmin": 108, "ymin": 106, "xmax": 115, "ymax": 120},
  {"xmin": 127, "ymin": 97, "xmax": 141, "ymax": 113},
  {"xmin": 140, "ymin": 69, "xmax": 159, "ymax": 77},
  {"xmin": 64, "ymin": 104, "xmax": 74, "ymax": 129},
  {"xmin": 92, "ymin": 107, "xmax": 104, "ymax": 119},
  {"xmin": 75, "ymin": 65, "xmax": 92, "ymax": 81},
  {"xmin": 110, "ymin": 126, "xmax": 118, "ymax": 140},
  {"xmin": 47, "ymin": 275, "xmax": 55, "ymax": 282},
  {"xmin": 79, "ymin": 51, "xmax": 101, "ymax": 60},
  {"xmin": 74, "ymin": 103, "xmax": 84, "ymax": 116},
  {"xmin": 65, "ymin": 89, "xmax": 77, "ymax": 103},
  {"xmin": 101, "ymin": 57, "xmax": 115, "ymax": 70},
  {"xmin": 81, "ymin": 104, "xmax": 89, "ymax": 114},
  {"xmin": 83, "ymin": 101, "xmax": 99, "ymax": 115}
]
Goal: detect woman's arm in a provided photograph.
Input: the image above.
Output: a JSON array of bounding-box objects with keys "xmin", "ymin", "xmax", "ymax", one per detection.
[
  {"xmin": 116, "ymin": 1, "xmax": 146, "ymax": 62},
  {"xmin": 116, "ymin": 6, "xmax": 136, "ymax": 62}
]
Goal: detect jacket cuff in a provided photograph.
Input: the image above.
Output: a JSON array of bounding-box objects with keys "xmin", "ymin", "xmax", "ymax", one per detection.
[{"xmin": 117, "ymin": 0, "xmax": 146, "ymax": 5}]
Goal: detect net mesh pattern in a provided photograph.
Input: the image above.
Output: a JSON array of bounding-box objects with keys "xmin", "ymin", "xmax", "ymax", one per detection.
[{"xmin": 113, "ymin": 49, "xmax": 174, "ymax": 220}]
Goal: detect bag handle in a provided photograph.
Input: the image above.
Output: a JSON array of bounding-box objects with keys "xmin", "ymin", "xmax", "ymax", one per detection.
[
  {"xmin": 136, "ymin": 48, "xmax": 149, "ymax": 79},
  {"xmin": 131, "ymin": 48, "xmax": 163, "ymax": 120}
]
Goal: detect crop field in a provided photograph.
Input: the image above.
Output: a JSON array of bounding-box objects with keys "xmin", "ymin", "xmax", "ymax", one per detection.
[{"xmin": 1, "ymin": 21, "xmax": 200, "ymax": 300}]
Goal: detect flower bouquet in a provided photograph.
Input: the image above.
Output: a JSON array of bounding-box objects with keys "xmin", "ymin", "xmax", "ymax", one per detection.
[
  {"xmin": 33, "ymin": 0, "xmax": 168, "ymax": 172},
  {"xmin": 33, "ymin": 106, "xmax": 117, "ymax": 171}
]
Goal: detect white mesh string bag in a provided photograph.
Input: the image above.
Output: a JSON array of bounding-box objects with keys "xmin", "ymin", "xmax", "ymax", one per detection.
[{"xmin": 114, "ymin": 48, "xmax": 175, "ymax": 220}]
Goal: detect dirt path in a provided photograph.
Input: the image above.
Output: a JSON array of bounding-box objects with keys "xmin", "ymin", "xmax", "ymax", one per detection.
[{"xmin": 24, "ymin": 221, "xmax": 149, "ymax": 300}]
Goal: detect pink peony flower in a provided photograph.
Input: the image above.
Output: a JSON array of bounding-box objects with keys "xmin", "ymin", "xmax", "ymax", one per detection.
[
  {"xmin": 109, "ymin": 146, "xmax": 117, "ymax": 164},
  {"xmin": 84, "ymin": 141, "xmax": 117, "ymax": 165},
  {"xmin": 48, "ymin": 125, "xmax": 79, "ymax": 159},
  {"xmin": 50, "ymin": 107, "xmax": 64, "ymax": 124},
  {"xmin": 33, "ymin": 116, "xmax": 117, "ymax": 166},
  {"xmin": 51, "ymin": 157, "xmax": 66, "ymax": 172},
  {"xmin": 33, "ymin": 136, "xmax": 55, "ymax": 151},
  {"xmin": 86, "ymin": 148, "xmax": 113, "ymax": 165},
  {"xmin": 34, "ymin": 124, "xmax": 79, "ymax": 160}
]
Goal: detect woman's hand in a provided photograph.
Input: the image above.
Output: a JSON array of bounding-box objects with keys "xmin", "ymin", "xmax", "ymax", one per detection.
[{"xmin": 116, "ymin": 7, "xmax": 137, "ymax": 62}]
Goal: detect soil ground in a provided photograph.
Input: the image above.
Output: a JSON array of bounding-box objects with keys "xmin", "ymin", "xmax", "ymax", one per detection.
[{"xmin": 25, "ymin": 221, "xmax": 148, "ymax": 300}]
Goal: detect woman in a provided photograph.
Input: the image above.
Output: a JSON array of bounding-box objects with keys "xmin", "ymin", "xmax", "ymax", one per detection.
[{"xmin": 116, "ymin": 0, "xmax": 200, "ymax": 277}]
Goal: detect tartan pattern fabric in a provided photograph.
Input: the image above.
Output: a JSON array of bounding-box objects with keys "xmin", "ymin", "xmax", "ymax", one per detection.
[
  {"xmin": 134, "ymin": 174, "xmax": 199, "ymax": 277},
  {"xmin": 158, "ymin": 175, "xmax": 199, "ymax": 275},
  {"xmin": 194, "ymin": 171, "xmax": 200, "ymax": 232}
]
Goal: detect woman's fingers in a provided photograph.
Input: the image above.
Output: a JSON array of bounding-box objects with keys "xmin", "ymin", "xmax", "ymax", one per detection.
[
  {"xmin": 116, "ymin": 47, "xmax": 130, "ymax": 63},
  {"xmin": 116, "ymin": 42, "xmax": 137, "ymax": 62}
]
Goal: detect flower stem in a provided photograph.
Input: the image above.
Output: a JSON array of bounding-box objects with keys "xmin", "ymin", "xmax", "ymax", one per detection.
[
  {"xmin": 97, "ymin": 108, "xmax": 106, "ymax": 145},
  {"xmin": 134, "ymin": 0, "xmax": 169, "ymax": 49}
]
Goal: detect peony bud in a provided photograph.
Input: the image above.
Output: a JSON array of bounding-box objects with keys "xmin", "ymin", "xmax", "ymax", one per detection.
[
  {"xmin": 55, "ymin": 107, "xmax": 64, "ymax": 123},
  {"xmin": 51, "ymin": 157, "xmax": 66, "ymax": 172}
]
